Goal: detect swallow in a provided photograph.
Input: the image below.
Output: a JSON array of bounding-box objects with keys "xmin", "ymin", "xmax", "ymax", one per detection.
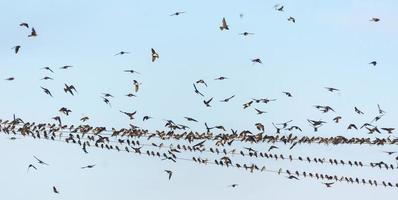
[
  {"xmin": 27, "ymin": 164, "xmax": 37, "ymax": 172},
  {"xmin": 12, "ymin": 45, "xmax": 21, "ymax": 54},
  {"xmin": 196, "ymin": 79, "xmax": 208, "ymax": 87},
  {"xmin": 81, "ymin": 164, "xmax": 96, "ymax": 169},
  {"xmin": 164, "ymin": 170, "xmax": 173, "ymax": 180},
  {"xmin": 124, "ymin": 69, "xmax": 140, "ymax": 74},
  {"xmin": 41, "ymin": 87, "xmax": 53, "ymax": 97},
  {"xmin": 220, "ymin": 17, "xmax": 229, "ymax": 30},
  {"xmin": 193, "ymin": 84, "xmax": 204, "ymax": 96},
  {"xmin": 33, "ymin": 155, "xmax": 49, "ymax": 165},
  {"xmin": 151, "ymin": 48, "xmax": 159, "ymax": 62},
  {"xmin": 20, "ymin": 22, "xmax": 29, "ymax": 28},
  {"xmin": 42, "ymin": 67, "xmax": 54, "ymax": 73},
  {"xmin": 64, "ymin": 84, "xmax": 77, "ymax": 95},
  {"xmin": 369, "ymin": 61, "xmax": 377, "ymax": 66},
  {"xmin": 53, "ymin": 186, "xmax": 59, "ymax": 194},
  {"xmin": 28, "ymin": 27, "xmax": 37, "ymax": 37},
  {"xmin": 254, "ymin": 108, "xmax": 267, "ymax": 115},
  {"xmin": 203, "ymin": 98, "xmax": 213, "ymax": 107},
  {"xmin": 287, "ymin": 16, "xmax": 296, "ymax": 23},
  {"xmin": 114, "ymin": 51, "xmax": 130, "ymax": 56},
  {"xmin": 170, "ymin": 11, "xmax": 185, "ymax": 16},
  {"xmin": 220, "ymin": 95, "xmax": 235, "ymax": 102},
  {"xmin": 60, "ymin": 65, "xmax": 73, "ymax": 69}
]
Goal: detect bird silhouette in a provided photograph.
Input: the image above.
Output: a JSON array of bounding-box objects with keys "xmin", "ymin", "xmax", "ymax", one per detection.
[
  {"xmin": 114, "ymin": 51, "xmax": 130, "ymax": 56},
  {"xmin": 151, "ymin": 48, "xmax": 159, "ymax": 62},
  {"xmin": 42, "ymin": 67, "xmax": 54, "ymax": 73},
  {"xmin": 81, "ymin": 164, "xmax": 96, "ymax": 169},
  {"xmin": 220, "ymin": 95, "xmax": 235, "ymax": 102},
  {"xmin": 287, "ymin": 16, "xmax": 296, "ymax": 23},
  {"xmin": 203, "ymin": 98, "xmax": 213, "ymax": 107},
  {"xmin": 370, "ymin": 17, "xmax": 380, "ymax": 22},
  {"xmin": 52, "ymin": 186, "xmax": 59, "ymax": 194},
  {"xmin": 19, "ymin": 22, "xmax": 29, "ymax": 28},
  {"xmin": 64, "ymin": 84, "xmax": 77, "ymax": 95},
  {"xmin": 170, "ymin": 11, "xmax": 185, "ymax": 16},
  {"xmin": 33, "ymin": 155, "xmax": 49, "ymax": 165},
  {"xmin": 28, "ymin": 27, "xmax": 37, "ymax": 37},
  {"xmin": 12, "ymin": 46, "xmax": 21, "ymax": 54},
  {"xmin": 40, "ymin": 87, "xmax": 53, "ymax": 97},
  {"xmin": 369, "ymin": 61, "xmax": 377, "ymax": 66},
  {"xmin": 220, "ymin": 17, "xmax": 229, "ymax": 30},
  {"xmin": 193, "ymin": 84, "xmax": 204, "ymax": 96},
  {"xmin": 164, "ymin": 170, "xmax": 173, "ymax": 180}
]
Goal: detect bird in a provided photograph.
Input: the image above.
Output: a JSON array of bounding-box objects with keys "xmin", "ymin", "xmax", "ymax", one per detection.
[
  {"xmin": 369, "ymin": 61, "xmax": 377, "ymax": 66},
  {"xmin": 268, "ymin": 145, "xmax": 278, "ymax": 152},
  {"xmin": 143, "ymin": 116, "xmax": 152, "ymax": 121},
  {"xmin": 12, "ymin": 45, "xmax": 21, "ymax": 54},
  {"xmin": 42, "ymin": 67, "xmax": 54, "ymax": 73},
  {"xmin": 80, "ymin": 116, "xmax": 89, "ymax": 122},
  {"xmin": 383, "ymin": 151, "xmax": 397, "ymax": 155},
  {"xmin": 81, "ymin": 164, "xmax": 96, "ymax": 169},
  {"xmin": 124, "ymin": 69, "xmax": 140, "ymax": 74},
  {"xmin": 41, "ymin": 87, "xmax": 53, "ymax": 97},
  {"xmin": 102, "ymin": 97, "xmax": 111, "ymax": 106},
  {"xmin": 274, "ymin": 4, "xmax": 284, "ymax": 11},
  {"xmin": 27, "ymin": 164, "xmax": 37, "ymax": 172},
  {"xmin": 239, "ymin": 32, "xmax": 254, "ymax": 36},
  {"xmin": 282, "ymin": 92, "xmax": 292, "ymax": 97},
  {"xmin": 369, "ymin": 17, "xmax": 380, "ymax": 22},
  {"xmin": 251, "ymin": 58, "xmax": 262, "ymax": 64},
  {"xmin": 33, "ymin": 155, "xmax": 49, "ymax": 165},
  {"xmin": 220, "ymin": 17, "xmax": 229, "ymax": 30},
  {"xmin": 214, "ymin": 76, "xmax": 228, "ymax": 80},
  {"xmin": 377, "ymin": 104, "xmax": 386, "ymax": 114},
  {"xmin": 354, "ymin": 107, "xmax": 364, "ymax": 114},
  {"xmin": 287, "ymin": 175, "xmax": 299, "ymax": 180},
  {"xmin": 132, "ymin": 80, "xmax": 141, "ymax": 93},
  {"xmin": 220, "ymin": 95, "xmax": 235, "ymax": 102},
  {"xmin": 120, "ymin": 110, "xmax": 137, "ymax": 120},
  {"xmin": 41, "ymin": 76, "xmax": 53, "ymax": 80},
  {"xmin": 347, "ymin": 124, "xmax": 358, "ymax": 130},
  {"xmin": 381, "ymin": 128, "xmax": 395, "ymax": 134},
  {"xmin": 203, "ymin": 98, "xmax": 213, "ymax": 107},
  {"xmin": 60, "ymin": 65, "xmax": 73, "ymax": 69},
  {"xmin": 170, "ymin": 11, "xmax": 185, "ymax": 16},
  {"xmin": 164, "ymin": 170, "xmax": 173, "ymax": 180},
  {"xmin": 52, "ymin": 186, "xmax": 59, "ymax": 194},
  {"xmin": 59, "ymin": 107, "xmax": 72, "ymax": 116},
  {"xmin": 333, "ymin": 116, "xmax": 342, "ymax": 123},
  {"xmin": 126, "ymin": 93, "xmax": 137, "ymax": 97},
  {"xmin": 102, "ymin": 93, "xmax": 113, "ymax": 98},
  {"xmin": 193, "ymin": 84, "xmax": 204, "ymax": 96},
  {"xmin": 28, "ymin": 27, "xmax": 37, "ymax": 37},
  {"xmin": 228, "ymin": 184, "xmax": 238, "ymax": 188},
  {"xmin": 287, "ymin": 16, "xmax": 296, "ymax": 23},
  {"xmin": 151, "ymin": 48, "xmax": 159, "ymax": 62},
  {"xmin": 184, "ymin": 117, "xmax": 198, "ymax": 122},
  {"xmin": 325, "ymin": 87, "xmax": 339, "ymax": 92},
  {"xmin": 64, "ymin": 84, "xmax": 77, "ymax": 95},
  {"xmin": 323, "ymin": 182, "xmax": 335, "ymax": 187},
  {"xmin": 254, "ymin": 108, "xmax": 267, "ymax": 115},
  {"xmin": 196, "ymin": 79, "xmax": 208, "ymax": 87},
  {"xmin": 114, "ymin": 51, "xmax": 130, "ymax": 56},
  {"xmin": 19, "ymin": 22, "xmax": 29, "ymax": 28},
  {"xmin": 5, "ymin": 77, "xmax": 15, "ymax": 81}
]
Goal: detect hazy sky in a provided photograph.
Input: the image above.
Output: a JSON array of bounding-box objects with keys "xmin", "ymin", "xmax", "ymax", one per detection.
[{"xmin": 1, "ymin": 0, "xmax": 398, "ymax": 199}]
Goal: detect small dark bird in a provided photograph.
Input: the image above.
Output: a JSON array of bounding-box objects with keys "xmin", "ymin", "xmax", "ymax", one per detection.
[
  {"xmin": 283, "ymin": 92, "xmax": 292, "ymax": 97},
  {"xmin": 102, "ymin": 97, "xmax": 111, "ymax": 106},
  {"xmin": 287, "ymin": 175, "xmax": 299, "ymax": 180},
  {"xmin": 203, "ymin": 98, "xmax": 213, "ymax": 107},
  {"xmin": 124, "ymin": 69, "xmax": 140, "ymax": 74},
  {"xmin": 120, "ymin": 110, "xmax": 137, "ymax": 120},
  {"xmin": 196, "ymin": 79, "xmax": 208, "ymax": 87},
  {"xmin": 5, "ymin": 77, "xmax": 15, "ymax": 81},
  {"xmin": 325, "ymin": 87, "xmax": 339, "ymax": 92},
  {"xmin": 42, "ymin": 67, "xmax": 54, "ymax": 73},
  {"xmin": 240, "ymin": 32, "xmax": 254, "ymax": 36},
  {"xmin": 52, "ymin": 116, "xmax": 62, "ymax": 125},
  {"xmin": 377, "ymin": 104, "xmax": 386, "ymax": 114},
  {"xmin": 27, "ymin": 164, "xmax": 37, "ymax": 172},
  {"xmin": 228, "ymin": 184, "xmax": 238, "ymax": 188},
  {"xmin": 220, "ymin": 95, "xmax": 235, "ymax": 102},
  {"xmin": 287, "ymin": 16, "xmax": 296, "ymax": 23},
  {"xmin": 52, "ymin": 186, "xmax": 59, "ymax": 194},
  {"xmin": 151, "ymin": 48, "xmax": 159, "ymax": 62},
  {"xmin": 33, "ymin": 155, "xmax": 49, "ymax": 165},
  {"xmin": 114, "ymin": 51, "xmax": 130, "ymax": 56},
  {"xmin": 251, "ymin": 58, "xmax": 262, "ymax": 64},
  {"xmin": 102, "ymin": 93, "xmax": 114, "ymax": 98},
  {"xmin": 12, "ymin": 45, "xmax": 21, "ymax": 54},
  {"xmin": 370, "ymin": 17, "xmax": 380, "ymax": 22},
  {"xmin": 81, "ymin": 164, "xmax": 96, "ymax": 169},
  {"xmin": 28, "ymin": 27, "xmax": 37, "ymax": 37},
  {"xmin": 333, "ymin": 116, "xmax": 342, "ymax": 123},
  {"xmin": 274, "ymin": 4, "xmax": 284, "ymax": 11},
  {"xmin": 255, "ymin": 108, "xmax": 267, "ymax": 115},
  {"xmin": 19, "ymin": 22, "xmax": 29, "ymax": 28},
  {"xmin": 383, "ymin": 151, "xmax": 397, "ymax": 155},
  {"xmin": 164, "ymin": 170, "xmax": 173, "ymax": 180},
  {"xmin": 126, "ymin": 93, "xmax": 137, "ymax": 97},
  {"xmin": 268, "ymin": 145, "xmax": 279, "ymax": 152},
  {"xmin": 80, "ymin": 116, "xmax": 89, "ymax": 122},
  {"xmin": 184, "ymin": 117, "xmax": 198, "ymax": 122},
  {"xmin": 143, "ymin": 116, "xmax": 152, "ymax": 121},
  {"xmin": 41, "ymin": 76, "xmax": 53, "ymax": 80},
  {"xmin": 193, "ymin": 84, "xmax": 204, "ymax": 96},
  {"xmin": 354, "ymin": 107, "xmax": 364, "ymax": 114},
  {"xmin": 170, "ymin": 11, "xmax": 185, "ymax": 16},
  {"xmin": 347, "ymin": 124, "xmax": 358, "ymax": 130},
  {"xmin": 64, "ymin": 84, "xmax": 77, "ymax": 95},
  {"xmin": 220, "ymin": 17, "xmax": 229, "ymax": 30},
  {"xmin": 369, "ymin": 61, "xmax": 377, "ymax": 66},
  {"xmin": 60, "ymin": 65, "xmax": 73, "ymax": 69},
  {"xmin": 41, "ymin": 86, "xmax": 53, "ymax": 97},
  {"xmin": 214, "ymin": 76, "xmax": 228, "ymax": 80},
  {"xmin": 323, "ymin": 182, "xmax": 335, "ymax": 187}
]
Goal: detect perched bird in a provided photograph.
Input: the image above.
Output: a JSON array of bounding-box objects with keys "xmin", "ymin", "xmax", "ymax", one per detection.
[
  {"xmin": 19, "ymin": 22, "xmax": 29, "ymax": 28},
  {"xmin": 33, "ymin": 155, "xmax": 49, "ymax": 165},
  {"xmin": 369, "ymin": 61, "xmax": 377, "ymax": 66},
  {"xmin": 42, "ymin": 67, "xmax": 54, "ymax": 73},
  {"xmin": 64, "ymin": 84, "xmax": 77, "ymax": 95},
  {"xmin": 369, "ymin": 17, "xmax": 380, "ymax": 22},
  {"xmin": 151, "ymin": 48, "xmax": 159, "ymax": 62},
  {"xmin": 164, "ymin": 170, "xmax": 173, "ymax": 180},
  {"xmin": 41, "ymin": 86, "xmax": 53, "ymax": 97},
  {"xmin": 28, "ymin": 27, "xmax": 37, "ymax": 37},
  {"xmin": 114, "ymin": 51, "xmax": 130, "ymax": 56},
  {"xmin": 193, "ymin": 84, "xmax": 204, "ymax": 96},
  {"xmin": 170, "ymin": 11, "xmax": 185, "ymax": 16},
  {"xmin": 52, "ymin": 186, "xmax": 59, "ymax": 194},
  {"xmin": 81, "ymin": 164, "xmax": 96, "ymax": 169},
  {"xmin": 287, "ymin": 16, "xmax": 296, "ymax": 23},
  {"xmin": 220, "ymin": 17, "xmax": 229, "ymax": 30},
  {"xmin": 220, "ymin": 95, "xmax": 235, "ymax": 102},
  {"xmin": 203, "ymin": 98, "xmax": 213, "ymax": 107},
  {"xmin": 12, "ymin": 45, "xmax": 21, "ymax": 54}
]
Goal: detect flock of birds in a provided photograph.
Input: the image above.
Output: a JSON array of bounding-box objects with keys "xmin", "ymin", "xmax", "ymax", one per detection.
[{"xmin": 1, "ymin": 2, "xmax": 396, "ymax": 197}]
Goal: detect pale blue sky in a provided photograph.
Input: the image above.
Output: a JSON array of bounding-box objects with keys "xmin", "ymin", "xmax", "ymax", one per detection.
[{"xmin": 1, "ymin": 0, "xmax": 398, "ymax": 199}]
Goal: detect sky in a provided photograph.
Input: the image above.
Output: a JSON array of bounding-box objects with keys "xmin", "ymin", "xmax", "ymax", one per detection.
[{"xmin": 1, "ymin": 0, "xmax": 398, "ymax": 199}]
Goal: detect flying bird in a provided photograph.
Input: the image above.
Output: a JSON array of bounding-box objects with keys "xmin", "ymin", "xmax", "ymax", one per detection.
[
  {"xmin": 124, "ymin": 69, "xmax": 140, "ymax": 74},
  {"xmin": 64, "ymin": 84, "xmax": 77, "ymax": 95},
  {"xmin": 369, "ymin": 61, "xmax": 377, "ymax": 66},
  {"xmin": 220, "ymin": 95, "xmax": 235, "ymax": 102},
  {"xmin": 274, "ymin": 4, "xmax": 284, "ymax": 11},
  {"xmin": 33, "ymin": 155, "xmax": 49, "ymax": 165},
  {"xmin": 228, "ymin": 184, "xmax": 238, "ymax": 188},
  {"xmin": 354, "ymin": 107, "xmax": 364, "ymax": 114},
  {"xmin": 12, "ymin": 45, "xmax": 21, "ymax": 54},
  {"xmin": 325, "ymin": 87, "xmax": 339, "ymax": 92},
  {"xmin": 193, "ymin": 84, "xmax": 204, "ymax": 96},
  {"xmin": 251, "ymin": 58, "xmax": 262, "ymax": 64},
  {"xmin": 203, "ymin": 98, "xmax": 213, "ymax": 107},
  {"xmin": 164, "ymin": 170, "xmax": 173, "ymax": 180},
  {"xmin": 254, "ymin": 108, "xmax": 267, "ymax": 115},
  {"xmin": 19, "ymin": 22, "xmax": 29, "ymax": 28},
  {"xmin": 41, "ymin": 87, "xmax": 53, "ymax": 97},
  {"xmin": 170, "ymin": 11, "xmax": 185, "ymax": 16},
  {"xmin": 151, "ymin": 48, "xmax": 159, "ymax": 62},
  {"xmin": 60, "ymin": 65, "xmax": 73, "ymax": 69},
  {"xmin": 240, "ymin": 32, "xmax": 254, "ymax": 36},
  {"xmin": 133, "ymin": 80, "xmax": 141, "ymax": 93},
  {"xmin": 369, "ymin": 17, "xmax": 380, "ymax": 22},
  {"xmin": 214, "ymin": 76, "xmax": 228, "ymax": 80},
  {"xmin": 287, "ymin": 16, "xmax": 296, "ymax": 23},
  {"xmin": 5, "ymin": 77, "xmax": 15, "ymax": 81},
  {"xmin": 42, "ymin": 67, "xmax": 54, "ymax": 73},
  {"xmin": 81, "ymin": 164, "xmax": 96, "ymax": 169},
  {"xmin": 323, "ymin": 182, "xmax": 335, "ymax": 187},
  {"xmin": 52, "ymin": 186, "xmax": 59, "ymax": 194},
  {"xmin": 220, "ymin": 17, "xmax": 229, "ymax": 30},
  {"xmin": 28, "ymin": 27, "xmax": 37, "ymax": 37},
  {"xmin": 196, "ymin": 79, "xmax": 208, "ymax": 87},
  {"xmin": 27, "ymin": 164, "xmax": 37, "ymax": 172},
  {"xmin": 282, "ymin": 91, "xmax": 292, "ymax": 97},
  {"xmin": 114, "ymin": 51, "xmax": 130, "ymax": 56},
  {"xmin": 184, "ymin": 117, "xmax": 198, "ymax": 122}
]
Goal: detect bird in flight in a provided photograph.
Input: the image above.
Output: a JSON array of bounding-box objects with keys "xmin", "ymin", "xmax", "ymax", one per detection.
[
  {"xmin": 133, "ymin": 80, "xmax": 141, "ymax": 93},
  {"xmin": 255, "ymin": 108, "xmax": 267, "ymax": 115},
  {"xmin": 354, "ymin": 107, "xmax": 364, "ymax": 114},
  {"xmin": 287, "ymin": 175, "xmax": 299, "ymax": 180},
  {"xmin": 196, "ymin": 79, "xmax": 208, "ymax": 87},
  {"xmin": 5, "ymin": 77, "xmax": 15, "ymax": 81},
  {"xmin": 164, "ymin": 170, "xmax": 173, "ymax": 180},
  {"xmin": 124, "ymin": 69, "xmax": 140, "ymax": 74},
  {"xmin": 33, "ymin": 155, "xmax": 49, "ymax": 165},
  {"xmin": 64, "ymin": 84, "xmax": 77, "ymax": 95},
  {"xmin": 53, "ymin": 186, "xmax": 59, "ymax": 194},
  {"xmin": 203, "ymin": 98, "xmax": 213, "ymax": 107},
  {"xmin": 274, "ymin": 4, "xmax": 284, "ymax": 11},
  {"xmin": 27, "ymin": 164, "xmax": 37, "ymax": 172},
  {"xmin": 214, "ymin": 76, "xmax": 228, "ymax": 80},
  {"xmin": 369, "ymin": 61, "xmax": 377, "ymax": 66},
  {"xmin": 184, "ymin": 117, "xmax": 198, "ymax": 122},
  {"xmin": 12, "ymin": 45, "xmax": 21, "ymax": 54},
  {"xmin": 287, "ymin": 16, "xmax": 296, "ymax": 23},
  {"xmin": 42, "ymin": 67, "xmax": 54, "ymax": 73},
  {"xmin": 220, "ymin": 95, "xmax": 235, "ymax": 102},
  {"xmin": 220, "ymin": 17, "xmax": 229, "ymax": 31},
  {"xmin": 251, "ymin": 58, "xmax": 262, "ymax": 64},
  {"xmin": 114, "ymin": 51, "xmax": 130, "ymax": 56},
  {"xmin": 325, "ymin": 87, "xmax": 339, "ymax": 92},
  {"xmin": 170, "ymin": 11, "xmax": 185, "ymax": 16},
  {"xmin": 282, "ymin": 91, "xmax": 293, "ymax": 97},
  {"xmin": 239, "ymin": 32, "xmax": 254, "ymax": 36},
  {"xmin": 228, "ymin": 184, "xmax": 238, "ymax": 188},
  {"xmin": 41, "ymin": 76, "xmax": 53, "ymax": 80},
  {"xmin": 28, "ymin": 27, "xmax": 37, "ymax": 37},
  {"xmin": 60, "ymin": 65, "xmax": 73, "ymax": 69},
  {"xmin": 81, "ymin": 164, "xmax": 96, "ymax": 169},
  {"xmin": 41, "ymin": 87, "xmax": 53, "ymax": 97},
  {"xmin": 323, "ymin": 182, "xmax": 335, "ymax": 188},
  {"xmin": 369, "ymin": 17, "xmax": 380, "ymax": 22},
  {"xmin": 377, "ymin": 104, "xmax": 386, "ymax": 114},
  {"xmin": 19, "ymin": 22, "xmax": 29, "ymax": 28},
  {"xmin": 151, "ymin": 48, "xmax": 159, "ymax": 62},
  {"xmin": 193, "ymin": 84, "xmax": 204, "ymax": 96}
]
